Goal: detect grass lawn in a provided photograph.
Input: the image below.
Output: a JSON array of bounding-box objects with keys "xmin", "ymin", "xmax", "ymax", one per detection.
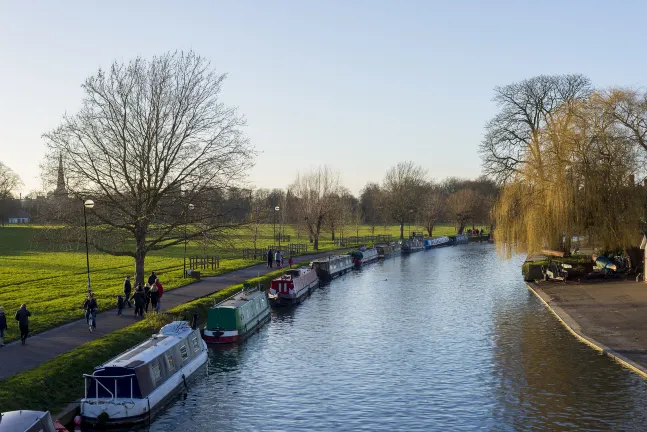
[{"xmin": 0, "ymin": 223, "xmax": 459, "ymax": 342}]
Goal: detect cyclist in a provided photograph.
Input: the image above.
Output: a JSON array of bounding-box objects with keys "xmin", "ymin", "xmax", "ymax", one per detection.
[{"xmin": 83, "ymin": 292, "xmax": 98, "ymax": 332}]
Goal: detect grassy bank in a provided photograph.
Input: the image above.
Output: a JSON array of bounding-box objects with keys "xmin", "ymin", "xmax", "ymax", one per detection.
[{"xmin": 0, "ymin": 268, "xmax": 287, "ymax": 414}]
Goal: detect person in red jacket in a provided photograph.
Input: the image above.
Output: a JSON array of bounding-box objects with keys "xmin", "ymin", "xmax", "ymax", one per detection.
[{"xmin": 155, "ymin": 278, "xmax": 164, "ymax": 312}]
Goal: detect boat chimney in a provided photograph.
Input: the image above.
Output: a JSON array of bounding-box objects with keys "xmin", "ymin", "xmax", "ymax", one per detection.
[{"xmin": 152, "ymin": 334, "xmax": 158, "ymax": 346}]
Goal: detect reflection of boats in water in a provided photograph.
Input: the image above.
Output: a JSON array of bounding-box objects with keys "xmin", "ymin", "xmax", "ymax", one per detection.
[
  {"xmin": 349, "ymin": 247, "xmax": 379, "ymax": 266},
  {"xmin": 268, "ymin": 267, "xmax": 319, "ymax": 306},
  {"xmin": 402, "ymin": 233, "xmax": 425, "ymax": 254},
  {"xmin": 311, "ymin": 255, "xmax": 353, "ymax": 282},
  {"xmin": 0, "ymin": 410, "xmax": 69, "ymax": 432},
  {"xmin": 81, "ymin": 321, "xmax": 207, "ymax": 429},
  {"xmin": 376, "ymin": 242, "xmax": 402, "ymax": 259},
  {"xmin": 202, "ymin": 287, "xmax": 271, "ymax": 343}
]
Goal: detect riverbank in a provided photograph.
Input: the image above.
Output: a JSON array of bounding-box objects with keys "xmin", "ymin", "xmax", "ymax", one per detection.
[
  {"xmin": 527, "ymin": 280, "xmax": 647, "ymax": 379},
  {"xmin": 0, "ymin": 266, "xmax": 296, "ymax": 417}
]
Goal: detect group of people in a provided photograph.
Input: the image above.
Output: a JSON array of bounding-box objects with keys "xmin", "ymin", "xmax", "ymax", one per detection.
[
  {"xmin": 0, "ymin": 304, "xmax": 32, "ymax": 346},
  {"xmin": 267, "ymin": 249, "xmax": 293, "ymax": 269},
  {"xmin": 0, "ymin": 271, "xmax": 166, "ymax": 345},
  {"xmin": 120, "ymin": 271, "xmax": 165, "ymax": 317}
]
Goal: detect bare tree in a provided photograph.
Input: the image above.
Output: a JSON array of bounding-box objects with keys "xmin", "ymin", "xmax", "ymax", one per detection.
[
  {"xmin": 0, "ymin": 162, "xmax": 22, "ymax": 226},
  {"xmin": 290, "ymin": 166, "xmax": 340, "ymax": 250},
  {"xmin": 382, "ymin": 161, "xmax": 427, "ymax": 239},
  {"xmin": 420, "ymin": 183, "xmax": 444, "ymax": 237},
  {"xmin": 359, "ymin": 182, "xmax": 383, "ymax": 236},
  {"xmin": 42, "ymin": 51, "xmax": 254, "ymax": 286},
  {"xmin": 447, "ymin": 189, "xmax": 478, "ymax": 234},
  {"xmin": 248, "ymin": 189, "xmax": 270, "ymax": 252},
  {"xmin": 0, "ymin": 162, "xmax": 21, "ymax": 200},
  {"xmin": 480, "ymin": 74, "xmax": 592, "ymax": 184}
]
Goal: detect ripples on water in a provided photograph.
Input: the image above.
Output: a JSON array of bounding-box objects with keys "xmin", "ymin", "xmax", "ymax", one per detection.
[{"xmin": 150, "ymin": 244, "xmax": 647, "ymax": 431}]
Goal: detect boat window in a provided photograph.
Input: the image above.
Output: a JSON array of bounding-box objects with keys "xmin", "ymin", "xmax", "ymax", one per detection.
[
  {"xmin": 167, "ymin": 354, "xmax": 175, "ymax": 371},
  {"xmin": 192, "ymin": 336, "xmax": 200, "ymax": 353},
  {"xmin": 152, "ymin": 362, "xmax": 162, "ymax": 381},
  {"xmin": 180, "ymin": 345, "xmax": 188, "ymax": 361}
]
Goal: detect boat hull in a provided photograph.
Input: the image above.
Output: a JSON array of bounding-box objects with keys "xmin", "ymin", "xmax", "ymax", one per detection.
[
  {"xmin": 202, "ymin": 312, "xmax": 270, "ymax": 344},
  {"xmin": 81, "ymin": 351, "xmax": 207, "ymax": 428},
  {"xmin": 269, "ymin": 278, "xmax": 319, "ymax": 306}
]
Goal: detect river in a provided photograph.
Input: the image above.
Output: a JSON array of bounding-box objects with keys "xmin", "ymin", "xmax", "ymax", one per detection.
[{"xmin": 149, "ymin": 243, "xmax": 647, "ymax": 431}]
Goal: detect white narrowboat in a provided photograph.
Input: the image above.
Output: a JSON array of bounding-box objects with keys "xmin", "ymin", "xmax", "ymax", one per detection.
[
  {"xmin": 0, "ymin": 411, "xmax": 68, "ymax": 432},
  {"xmin": 81, "ymin": 321, "xmax": 207, "ymax": 428},
  {"xmin": 311, "ymin": 255, "xmax": 353, "ymax": 282}
]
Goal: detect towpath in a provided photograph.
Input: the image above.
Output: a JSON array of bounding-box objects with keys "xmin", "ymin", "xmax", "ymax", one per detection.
[
  {"xmin": 0, "ymin": 250, "xmax": 340, "ymax": 380},
  {"xmin": 529, "ymin": 279, "xmax": 647, "ymax": 377}
]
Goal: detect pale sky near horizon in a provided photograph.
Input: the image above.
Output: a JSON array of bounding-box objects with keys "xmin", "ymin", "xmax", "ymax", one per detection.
[{"xmin": 2, "ymin": 1, "xmax": 647, "ymax": 195}]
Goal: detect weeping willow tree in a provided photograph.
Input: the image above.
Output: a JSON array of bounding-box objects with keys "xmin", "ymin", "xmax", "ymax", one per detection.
[{"xmin": 482, "ymin": 75, "xmax": 645, "ymax": 260}]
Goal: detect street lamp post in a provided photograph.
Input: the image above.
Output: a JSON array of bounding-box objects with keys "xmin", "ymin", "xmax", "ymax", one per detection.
[
  {"xmin": 183, "ymin": 203, "xmax": 195, "ymax": 278},
  {"xmin": 408, "ymin": 209, "xmax": 414, "ymax": 238},
  {"xmin": 274, "ymin": 206, "xmax": 280, "ymax": 248},
  {"xmin": 83, "ymin": 199, "xmax": 94, "ymax": 292}
]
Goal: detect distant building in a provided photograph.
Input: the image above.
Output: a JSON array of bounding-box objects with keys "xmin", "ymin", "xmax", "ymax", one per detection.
[{"xmin": 8, "ymin": 210, "xmax": 31, "ymax": 224}]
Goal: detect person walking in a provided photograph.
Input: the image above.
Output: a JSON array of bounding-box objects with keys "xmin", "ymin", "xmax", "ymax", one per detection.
[
  {"xmin": 150, "ymin": 285, "xmax": 160, "ymax": 312},
  {"xmin": 117, "ymin": 295, "xmax": 124, "ymax": 315},
  {"xmin": 275, "ymin": 250, "xmax": 281, "ymax": 269},
  {"xmin": 15, "ymin": 304, "xmax": 31, "ymax": 345},
  {"xmin": 154, "ymin": 278, "xmax": 164, "ymax": 312},
  {"xmin": 288, "ymin": 256, "xmax": 294, "ymax": 269},
  {"xmin": 144, "ymin": 284, "xmax": 151, "ymax": 313},
  {"xmin": 267, "ymin": 249, "xmax": 274, "ymax": 268},
  {"xmin": 133, "ymin": 286, "xmax": 145, "ymax": 317},
  {"xmin": 148, "ymin": 271, "xmax": 157, "ymax": 286},
  {"xmin": 83, "ymin": 293, "xmax": 98, "ymax": 332},
  {"xmin": 0, "ymin": 306, "xmax": 7, "ymax": 347},
  {"xmin": 123, "ymin": 276, "xmax": 133, "ymax": 308}
]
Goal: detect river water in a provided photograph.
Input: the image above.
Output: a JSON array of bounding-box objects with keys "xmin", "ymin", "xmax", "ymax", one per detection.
[{"xmin": 150, "ymin": 244, "xmax": 647, "ymax": 431}]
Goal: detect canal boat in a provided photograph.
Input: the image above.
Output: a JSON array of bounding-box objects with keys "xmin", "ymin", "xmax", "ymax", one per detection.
[
  {"xmin": 402, "ymin": 233, "xmax": 425, "ymax": 254},
  {"xmin": 349, "ymin": 247, "xmax": 379, "ymax": 266},
  {"xmin": 425, "ymin": 236, "xmax": 451, "ymax": 249},
  {"xmin": 80, "ymin": 321, "xmax": 207, "ymax": 428},
  {"xmin": 202, "ymin": 287, "xmax": 271, "ymax": 343},
  {"xmin": 449, "ymin": 234, "xmax": 469, "ymax": 246},
  {"xmin": 311, "ymin": 255, "xmax": 353, "ymax": 282},
  {"xmin": 268, "ymin": 267, "xmax": 319, "ymax": 306},
  {"xmin": 376, "ymin": 242, "xmax": 402, "ymax": 259},
  {"xmin": 0, "ymin": 411, "xmax": 69, "ymax": 432}
]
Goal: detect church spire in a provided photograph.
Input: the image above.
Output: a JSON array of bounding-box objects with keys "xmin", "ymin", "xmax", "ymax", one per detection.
[{"xmin": 53, "ymin": 154, "xmax": 67, "ymax": 196}]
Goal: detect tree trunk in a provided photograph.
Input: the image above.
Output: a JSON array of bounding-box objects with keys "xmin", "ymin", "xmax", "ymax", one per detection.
[
  {"xmin": 457, "ymin": 224, "xmax": 464, "ymax": 235},
  {"xmin": 134, "ymin": 222, "xmax": 148, "ymax": 288},
  {"xmin": 331, "ymin": 228, "xmax": 335, "ymax": 241},
  {"xmin": 427, "ymin": 225, "xmax": 433, "ymax": 238},
  {"xmin": 400, "ymin": 222, "xmax": 404, "ymax": 240},
  {"xmin": 314, "ymin": 235, "xmax": 319, "ymax": 250}
]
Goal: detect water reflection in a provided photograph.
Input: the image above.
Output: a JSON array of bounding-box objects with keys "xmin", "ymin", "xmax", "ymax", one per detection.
[{"xmin": 148, "ymin": 244, "xmax": 647, "ymax": 431}]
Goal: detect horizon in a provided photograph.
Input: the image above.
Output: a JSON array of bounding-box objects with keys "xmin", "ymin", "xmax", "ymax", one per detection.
[{"xmin": 3, "ymin": 1, "xmax": 647, "ymax": 195}]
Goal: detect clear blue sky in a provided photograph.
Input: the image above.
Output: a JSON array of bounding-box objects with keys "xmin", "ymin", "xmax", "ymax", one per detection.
[{"xmin": 1, "ymin": 1, "xmax": 646, "ymax": 194}]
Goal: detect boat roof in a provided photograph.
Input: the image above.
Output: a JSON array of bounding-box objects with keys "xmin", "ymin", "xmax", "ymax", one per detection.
[
  {"xmin": 213, "ymin": 289, "xmax": 265, "ymax": 309},
  {"xmin": 102, "ymin": 321, "xmax": 194, "ymax": 368},
  {"xmin": 0, "ymin": 411, "xmax": 52, "ymax": 432},
  {"xmin": 312, "ymin": 255, "xmax": 349, "ymax": 263}
]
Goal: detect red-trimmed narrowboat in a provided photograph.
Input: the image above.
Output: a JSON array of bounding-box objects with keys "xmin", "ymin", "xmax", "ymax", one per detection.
[{"xmin": 267, "ymin": 267, "xmax": 319, "ymax": 306}]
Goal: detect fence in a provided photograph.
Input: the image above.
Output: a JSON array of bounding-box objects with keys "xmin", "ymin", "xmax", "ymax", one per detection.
[
  {"xmin": 188, "ymin": 256, "xmax": 220, "ymax": 270},
  {"xmin": 333, "ymin": 234, "xmax": 393, "ymax": 247},
  {"xmin": 268, "ymin": 243, "xmax": 308, "ymax": 256},
  {"xmin": 274, "ymin": 233, "xmax": 291, "ymax": 242},
  {"xmin": 241, "ymin": 248, "xmax": 266, "ymax": 260}
]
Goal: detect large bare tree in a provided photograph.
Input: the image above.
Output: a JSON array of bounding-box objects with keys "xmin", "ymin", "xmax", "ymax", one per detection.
[
  {"xmin": 43, "ymin": 51, "xmax": 254, "ymax": 286},
  {"xmin": 0, "ymin": 162, "xmax": 21, "ymax": 200},
  {"xmin": 290, "ymin": 166, "xmax": 340, "ymax": 250},
  {"xmin": 480, "ymin": 74, "xmax": 592, "ymax": 184},
  {"xmin": 382, "ymin": 161, "xmax": 427, "ymax": 239}
]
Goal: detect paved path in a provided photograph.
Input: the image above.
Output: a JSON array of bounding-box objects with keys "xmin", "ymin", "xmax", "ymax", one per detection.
[
  {"xmin": 0, "ymin": 250, "xmax": 342, "ymax": 380},
  {"xmin": 530, "ymin": 279, "xmax": 647, "ymax": 377}
]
